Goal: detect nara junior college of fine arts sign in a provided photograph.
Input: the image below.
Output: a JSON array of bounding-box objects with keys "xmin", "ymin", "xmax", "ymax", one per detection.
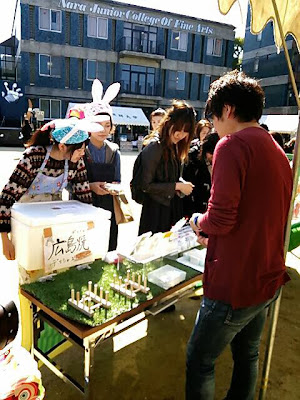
[{"xmin": 58, "ymin": 0, "xmax": 216, "ymax": 36}]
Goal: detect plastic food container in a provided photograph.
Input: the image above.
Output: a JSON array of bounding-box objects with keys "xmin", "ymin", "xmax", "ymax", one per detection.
[
  {"xmin": 11, "ymin": 200, "xmax": 111, "ymax": 272},
  {"xmin": 184, "ymin": 248, "xmax": 207, "ymax": 266},
  {"xmin": 147, "ymin": 265, "xmax": 186, "ymax": 290}
]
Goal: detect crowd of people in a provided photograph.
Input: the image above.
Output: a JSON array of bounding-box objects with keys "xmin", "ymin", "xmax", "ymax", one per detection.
[{"xmin": 0, "ymin": 70, "xmax": 294, "ymax": 400}]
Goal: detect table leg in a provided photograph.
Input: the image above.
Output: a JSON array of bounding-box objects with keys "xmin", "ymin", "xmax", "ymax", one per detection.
[
  {"xmin": 30, "ymin": 303, "xmax": 38, "ymax": 357},
  {"xmin": 83, "ymin": 338, "xmax": 95, "ymax": 400}
]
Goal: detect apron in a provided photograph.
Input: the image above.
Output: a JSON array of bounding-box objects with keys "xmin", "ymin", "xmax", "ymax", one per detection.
[
  {"xmin": 20, "ymin": 145, "xmax": 69, "ymax": 203},
  {"xmin": 18, "ymin": 145, "xmax": 69, "ymax": 350},
  {"xmin": 85, "ymin": 146, "xmax": 118, "ymax": 251},
  {"xmin": 18, "ymin": 145, "xmax": 69, "ymax": 282}
]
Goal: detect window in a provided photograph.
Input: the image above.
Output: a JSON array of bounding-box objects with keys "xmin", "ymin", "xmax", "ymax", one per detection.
[
  {"xmin": 29, "ymin": 5, "xmax": 35, "ymax": 38},
  {"xmin": 39, "ymin": 8, "xmax": 61, "ymax": 32},
  {"xmin": 29, "ymin": 53, "xmax": 35, "ymax": 84},
  {"xmin": 78, "ymin": 59, "xmax": 83, "ymax": 89},
  {"xmin": 254, "ymin": 58, "xmax": 259, "ymax": 72},
  {"xmin": 203, "ymin": 75, "xmax": 211, "ymax": 92},
  {"xmin": 168, "ymin": 71, "xmax": 186, "ymax": 91},
  {"xmin": 122, "ymin": 23, "xmax": 158, "ymax": 54},
  {"xmin": 79, "ymin": 14, "xmax": 84, "ymax": 45},
  {"xmin": 39, "ymin": 54, "xmax": 61, "ymax": 77},
  {"xmin": 87, "ymin": 16, "xmax": 108, "ymax": 39},
  {"xmin": 65, "ymin": 57, "xmax": 70, "ymax": 88},
  {"xmin": 206, "ymin": 38, "xmax": 223, "ymax": 56},
  {"xmin": 171, "ymin": 31, "xmax": 188, "ymax": 51},
  {"xmin": 86, "ymin": 60, "xmax": 107, "ymax": 81},
  {"xmin": 65, "ymin": 12, "xmax": 71, "ymax": 44},
  {"xmin": 39, "ymin": 99, "xmax": 61, "ymax": 119},
  {"xmin": 121, "ymin": 64, "xmax": 155, "ymax": 95}
]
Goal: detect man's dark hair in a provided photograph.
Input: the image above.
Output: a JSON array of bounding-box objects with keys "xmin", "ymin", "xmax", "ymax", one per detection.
[{"xmin": 205, "ymin": 70, "xmax": 265, "ymax": 122}]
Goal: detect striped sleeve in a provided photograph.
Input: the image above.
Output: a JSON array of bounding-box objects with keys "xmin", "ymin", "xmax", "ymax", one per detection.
[
  {"xmin": 0, "ymin": 149, "xmax": 38, "ymax": 232},
  {"xmin": 71, "ymin": 158, "xmax": 93, "ymax": 204}
]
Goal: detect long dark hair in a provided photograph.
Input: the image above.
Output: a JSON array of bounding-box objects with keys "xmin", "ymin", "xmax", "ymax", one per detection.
[
  {"xmin": 158, "ymin": 100, "xmax": 196, "ymax": 162},
  {"xmin": 195, "ymin": 119, "xmax": 212, "ymax": 140},
  {"xmin": 26, "ymin": 127, "xmax": 89, "ymax": 154}
]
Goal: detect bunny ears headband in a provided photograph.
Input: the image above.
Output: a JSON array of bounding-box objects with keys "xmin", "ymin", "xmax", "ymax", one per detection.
[
  {"xmin": 84, "ymin": 79, "xmax": 121, "ymax": 123},
  {"xmin": 42, "ymin": 79, "xmax": 121, "ymax": 144}
]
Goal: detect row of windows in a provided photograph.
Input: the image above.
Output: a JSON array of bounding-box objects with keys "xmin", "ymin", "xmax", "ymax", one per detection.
[
  {"xmin": 37, "ymin": 54, "xmax": 212, "ymax": 94},
  {"xmin": 38, "ymin": 7, "xmax": 223, "ymax": 56}
]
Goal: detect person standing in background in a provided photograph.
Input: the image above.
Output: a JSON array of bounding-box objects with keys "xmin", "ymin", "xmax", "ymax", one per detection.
[
  {"xmin": 142, "ymin": 108, "xmax": 167, "ymax": 148},
  {"xmin": 83, "ymin": 79, "xmax": 121, "ymax": 251},
  {"xmin": 192, "ymin": 119, "xmax": 212, "ymax": 144},
  {"xmin": 138, "ymin": 100, "xmax": 195, "ymax": 235},
  {"xmin": 182, "ymin": 132, "xmax": 219, "ymax": 217},
  {"xmin": 85, "ymin": 114, "xmax": 121, "ymax": 252}
]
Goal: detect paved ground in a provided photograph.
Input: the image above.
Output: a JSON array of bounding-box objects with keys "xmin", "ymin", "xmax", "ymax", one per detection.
[{"xmin": 0, "ymin": 147, "xmax": 299, "ymax": 400}]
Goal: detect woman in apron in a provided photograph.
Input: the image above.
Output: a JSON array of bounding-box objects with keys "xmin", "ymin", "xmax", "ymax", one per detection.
[
  {"xmin": 0, "ymin": 120, "xmax": 92, "ymax": 260},
  {"xmin": 85, "ymin": 114, "xmax": 121, "ymax": 251}
]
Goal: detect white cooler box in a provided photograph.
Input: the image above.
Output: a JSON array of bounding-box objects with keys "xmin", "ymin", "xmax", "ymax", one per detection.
[{"xmin": 11, "ymin": 200, "xmax": 111, "ymax": 273}]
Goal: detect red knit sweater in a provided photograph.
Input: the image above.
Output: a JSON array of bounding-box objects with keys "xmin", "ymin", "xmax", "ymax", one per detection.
[{"xmin": 199, "ymin": 127, "xmax": 293, "ymax": 309}]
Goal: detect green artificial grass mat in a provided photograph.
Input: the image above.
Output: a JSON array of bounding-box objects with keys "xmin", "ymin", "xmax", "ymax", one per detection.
[{"xmin": 22, "ymin": 256, "xmax": 201, "ymax": 327}]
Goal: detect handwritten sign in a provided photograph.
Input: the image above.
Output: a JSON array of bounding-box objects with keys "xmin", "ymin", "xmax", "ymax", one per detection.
[{"xmin": 43, "ymin": 223, "xmax": 94, "ymax": 273}]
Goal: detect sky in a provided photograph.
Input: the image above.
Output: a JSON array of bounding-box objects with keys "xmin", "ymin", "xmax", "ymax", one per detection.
[{"xmin": 0, "ymin": 0, "xmax": 249, "ymax": 44}]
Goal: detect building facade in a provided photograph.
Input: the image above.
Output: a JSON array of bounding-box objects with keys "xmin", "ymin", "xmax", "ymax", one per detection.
[
  {"xmin": 6, "ymin": 0, "xmax": 234, "ymax": 126},
  {"xmin": 243, "ymin": 7, "xmax": 299, "ymax": 115}
]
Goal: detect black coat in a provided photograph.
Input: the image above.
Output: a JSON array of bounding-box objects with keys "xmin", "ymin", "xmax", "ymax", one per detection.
[
  {"xmin": 182, "ymin": 141, "xmax": 212, "ymax": 217},
  {"xmin": 139, "ymin": 140, "xmax": 183, "ymax": 235}
]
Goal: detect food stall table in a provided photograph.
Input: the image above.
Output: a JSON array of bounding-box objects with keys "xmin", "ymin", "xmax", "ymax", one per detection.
[{"xmin": 20, "ymin": 258, "xmax": 202, "ymax": 399}]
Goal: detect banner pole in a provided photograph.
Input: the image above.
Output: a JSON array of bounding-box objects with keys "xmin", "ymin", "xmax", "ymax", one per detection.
[{"xmin": 259, "ymin": 3, "xmax": 300, "ymax": 398}]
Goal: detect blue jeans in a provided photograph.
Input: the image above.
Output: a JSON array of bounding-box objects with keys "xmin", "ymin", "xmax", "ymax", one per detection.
[{"xmin": 186, "ymin": 290, "xmax": 279, "ymax": 400}]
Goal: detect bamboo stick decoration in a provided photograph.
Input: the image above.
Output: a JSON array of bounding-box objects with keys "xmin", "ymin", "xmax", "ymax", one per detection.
[
  {"xmin": 76, "ymin": 291, "xmax": 80, "ymax": 304},
  {"xmin": 71, "ymin": 289, "xmax": 75, "ymax": 302},
  {"xmin": 94, "ymin": 284, "xmax": 98, "ymax": 296}
]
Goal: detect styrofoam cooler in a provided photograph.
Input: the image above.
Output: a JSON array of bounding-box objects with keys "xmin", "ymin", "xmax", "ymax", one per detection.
[{"xmin": 11, "ymin": 200, "xmax": 111, "ymax": 272}]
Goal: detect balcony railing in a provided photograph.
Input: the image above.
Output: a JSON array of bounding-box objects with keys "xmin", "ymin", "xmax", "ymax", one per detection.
[
  {"xmin": 120, "ymin": 80, "xmax": 161, "ymax": 97},
  {"xmin": 117, "ymin": 37, "xmax": 164, "ymax": 56}
]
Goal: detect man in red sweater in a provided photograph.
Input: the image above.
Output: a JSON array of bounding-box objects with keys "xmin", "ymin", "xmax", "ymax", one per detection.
[{"xmin": 186, "ymin": 71, "xmax": 292, "ymax": 400}]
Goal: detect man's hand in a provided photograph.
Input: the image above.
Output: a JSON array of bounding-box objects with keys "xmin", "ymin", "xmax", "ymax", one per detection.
[
  {"xmin": 189, "ymin": 213, "xmax": 209, "ymax": 247},
  {"xmin": 89, "ymin": 182, "xmax": 110, "ymax": 196},
  {"xmin": 189, "ymin": 213, "xmax": 202, "ymax": 233},
  {"xmin": 1, "ymin": 232, "xmax": 15, "ymax": 260},
  {"xmin": 197, "ymin": 235, "xmax": 209, "ymax": 247}
]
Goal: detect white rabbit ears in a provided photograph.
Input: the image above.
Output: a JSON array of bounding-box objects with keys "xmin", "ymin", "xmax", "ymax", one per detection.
[{"xmin": 91, "ymin": 79, "xmax": 120, "ymax": 104}]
